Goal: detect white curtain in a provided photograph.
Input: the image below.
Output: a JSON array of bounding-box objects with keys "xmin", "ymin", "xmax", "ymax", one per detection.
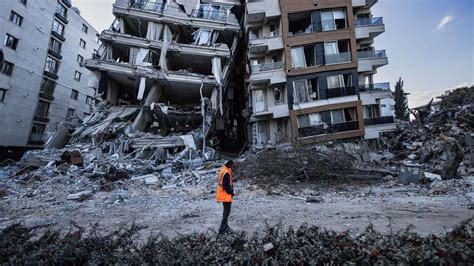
[
  {"xmin": 137, "ymin": 77, "xmax": 146, "ymax": 100},
  {"xmin": 324, "ymin": 42, "xmax": 338, "ymax": 55},
  {"xmin": 309, "ymin": 113, "xmax": 322, "ymax": 126},
  {"xmin": 331, "ymin": 109, "xmax": 345, "ymax": 123},
  {"xmin": 212, "ymin": 57, "xmax": 222, "ymax": 85},
  {"xmin": 198, "ymin": 29, "xmax": 212, "ymax": 45},
  {"xmin": 321, "ymin": 11, "xmax": 335, "ymax": 31},
  {"xmin": 129, "ymin": 47, "xmax": 139, "ymax": 65},
  {"xmin": 254, "ymin": 90, "xmax": 265, "ymax": 112},
  {"xmin": 327, "ymin": 75, "xmax": 344, "ymax": 89},
  {"xmin": 146, "ymin": 22, "xmax": 163, "ymax": 40},
  {"xmin": 159, "ymin": 25, "xmax": 172, "ymax": 70},
  {"xmin": 136, "ymin": 48, "xmax": 149, "ymax": 66},
  {"xmin": 293, "ymin": 80, "xmax": 309, "ymax": 103},
  {"xmin": 333, "ymin": 10, "xmax": 346, "ymax": 20},
  {"xmin": 256, "ymin": 121, "xmax": 267, "ymax": 143},
  {"xmin": 291, "ymin": 47, "xmax": 306, "ymax": 68},
  {"xmin": 346, "ymin": 108, "xmax": 357, "ymax": 121},
  {"xmin": 297, "ymin": 115, "xmax": 310, "ymax": 128}
]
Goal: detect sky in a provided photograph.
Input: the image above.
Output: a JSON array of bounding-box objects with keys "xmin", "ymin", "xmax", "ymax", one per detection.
[{"xmin": 73, "ymin": 0, "xmax": 474, "ymax": 108}]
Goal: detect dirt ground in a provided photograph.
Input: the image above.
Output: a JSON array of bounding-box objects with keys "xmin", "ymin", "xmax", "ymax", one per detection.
[{"xmin": 1, "ymin": 174, "xmax": 473, "ymax": 237}]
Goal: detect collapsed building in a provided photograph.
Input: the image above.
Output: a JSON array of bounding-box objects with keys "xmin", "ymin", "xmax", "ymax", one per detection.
[{"xmin": 83, "ymin": 0, "xmax": 245, "ymax": 151}]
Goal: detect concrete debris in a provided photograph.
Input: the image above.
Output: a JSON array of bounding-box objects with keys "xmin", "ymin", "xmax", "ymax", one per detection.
[{"xmin": 67, "ymin": 190, "xmax": 93, "ymax": 201}]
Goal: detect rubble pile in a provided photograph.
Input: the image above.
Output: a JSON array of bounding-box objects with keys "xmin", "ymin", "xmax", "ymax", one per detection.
[
  {"xmin": 0, "ymin": 98, "xmax": 222, "ymax": 199},
  {"xmin": 237, "ymin": 143, "xmax": 395, "ymax": 185},
  {"xmin": 386, "ymin": 102, "xmax": 473, "ymax": 178},
  {"xmin": 1, "ymin": 220, "xmax": 472, "ymax": 264}
]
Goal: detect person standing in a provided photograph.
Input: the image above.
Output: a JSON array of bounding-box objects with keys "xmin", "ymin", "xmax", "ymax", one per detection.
[{"xmin": 216, "ymin": 160, "xmax": 235, "ymax": 234}]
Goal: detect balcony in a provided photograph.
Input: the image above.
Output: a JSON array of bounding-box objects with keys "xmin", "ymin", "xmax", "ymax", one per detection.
[
  {"xmin": 191, "ymin": 8, "xmax": 229, "ymax": 22},
  {"xmin": 248, "ymin": 31, "xmax": 284, "ymax": 54},
  {"xmin": 355, "ymin": 17, "xmax": 385, "ymax": 39},
  {"xmin": 246, "ymin": 0, "xmax": 281, "ymax": 23},
  {"xmin": 48, "ymin": 43, "xmax": 62, "ymax": 59},
  {"xmin": 325, "ymin": 85, "xmax": 357, "ymax": 99},
  {"xmin": 28, "ymin": 133, "xmax": 46, "ymax": 145},
  {"xmin": 251, "ymin": 62, "xmax": 283, "ymax": 73},
  {"xmin": 325, "ymin": 52, "xmax": 352, "ymax": 65},
  {"xmin": 352, "ymin": 0, "xmax": 378, "ymax": 8},
  {"xmin": 364, "ymin": 116, "xmax": 394, "ymax": 126},
  {"xmin": 357, "ymin": 50, "xmax": 388, "ymax": 72},
  {"xmin": 359, "ymin": 82, "xmax": 390, "ymax": 92},
  {"xmin": 299, "ymin": 120, "xmax": 359, "ymax": 138},
  {"xmin": 129, "ymin": 0, "xmax": 165, "ymax": 12}
]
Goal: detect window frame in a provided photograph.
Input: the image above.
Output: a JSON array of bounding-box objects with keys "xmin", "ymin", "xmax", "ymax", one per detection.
[
  {"xmin": 0, "ymin": 88, "xmax": 7, "ymax": 102},
  {"xmin": 79, "ymin": 39, "xmax": 86, "ymax": 49},
  {"xmin": 67, "ymin": 108, "xmax": 75, "ymax": 118},
  {"xmin": 4, "ymin": 34, "xmax": 19, "ymax": 50},
  {"xmin": 74, "ymin": 71, "xmax": 82, "ymax": 81},
  {"xmin": 77, "ymin": 54, "xmax": 84, "ymax": 63},
  {"xmin": 82, "ymin": 24, "xmax": 88, "ymax": 33},
  {"xmin": 52, "ymin": 19, "xmax": 65, "ymax": 36},
  {"xmin": 71, "ymin": 89, "xmax": 78, "ymax": 100},
  {"xmin": 10, "ymin": 11, "xmax": 23, "ymax": 26},
  {"xmin": 1, "ymin": 61, "xmax": 14, "ymax": 76}
]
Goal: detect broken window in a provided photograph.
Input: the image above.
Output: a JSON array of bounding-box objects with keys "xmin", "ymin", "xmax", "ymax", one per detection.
[
  {"xmin": 249, "ymin": 28, "xmax": 259, "ymax": 40},
  {"xmin": 67, "ymin": 108, "xmax": 75, "ymax": 119},
  {"xmin": 274, "ymin": 87, "xmax": 282, "ymax": 104},
  {"xmin": 74, "ymin": 71, "xmax": 81, "ymax": 81},
  {"xmin": 132, "ymin": 0, "xmax": 165, "ymax": 11},
  {"xmin": 288, "ymin": 11, "xmax": 313, "ymax": 36},
  {"xmin": 256, "ymin": 121, "xmax": 268, "ymax": 144},
  {"xmin": 304, "ymin": 45, "xmax": 316, "ymax": 67},
  {"xmin": 192, "ymin": 29, "xmax": 213, "ymax": 45},
  {"xmin": 195, "ymin": 4, "xmax": 229, "ymax": 22},
  {"xmin": 331, "ymin": 109, "xmax": 345, "ymax": 124},
  {"xmin": 253, "ymin": 90, "xmax": 265, "ymax": 112},
  {"xmin": 293, "ymin": 80, "xmax": 310, "ymax": 104},
  {"xmin": 308, "ymin": 78, "xmax": 319, "ymax": 100},
  {"xmin": 321, "ymin": 9, "xmax": 346, "ymax": 31},
  {"xmin": 35, "ymin": 100, "xmax": 50, "ymax": 118},
  {"xmin": 344, "ymin": 108, "xmax": 358, "ymax": 121}
]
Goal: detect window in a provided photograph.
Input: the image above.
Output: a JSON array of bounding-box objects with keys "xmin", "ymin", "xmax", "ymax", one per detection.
[
  {"xmin": 52, "ymin": 19, "xmax": 65, "ymax": 36},
  {"xmin": 95, "ymin": 34, "xmax": 99, "ymax": 43},
  {"xmin": 274, "ymin": 88, "xmax": 281, "ymax": 103},
  {"xmin": 253, "ymin": 90, "xmax": 265, "ymax": 113},
  {"xmin": 29, "ymin": 123, "xmax": 46, "ymax": 142},
  {"xmin": 0, "ymin": 89, "xmax": 6, "ymax": 102},
  {"xmin": 293, "ymin": 80, "xmax": 309, "ymax": 103},
  {"xmin": 74, "ymin": 71, "xmax": 81, "ymax": 81},
  {"xmin": 56, "ymin": 2, "xmax": 67, "ymax": 18},
  {"xmin": 79, "ymin": 39, "xmax": 86, "ymax": 48},
  {"xmin": 77, "ymin": 54, "xmax": 83, "ymax": 63},
  {"xmin": 49, "ymin": 38, "xmax": 62, "ymax": 54},
  {"xmin": 321, "ymin": 9, "xmax": 346, "ymax": 31},
  {"xmin": 249, "ymin": 28, "xmax": 259, "ymax": 39},
  {"xmin": 45, "ymin": 57, "xmax": 60, "ymax": 74},
  {"xmin": 256, "ymin": 121, "xmax": 268, "ymax": 144},
  {"xmin": 71, "ymin": 89, "xmax": 78, "ymax": 100},
  {"xmin": 86, "ymin": 95, "xmax": 93, "ymax": 104},
  {"xmin": 192, "ymin": 29, "xmax": 213, "ymax": 45},
  {"xmin": 324, "ymin": 40, "xmax": 351, "ymax": 64},
  {"xmin": 4, "ymin": 34, "xmax": 19, "ymax": 50},
  {"xmin": 82, "ymin": 24, "xmax": 88, "ymax": 33},
  {"xmin": 35, "ymin": 100, "xmax": 50, "ymax": 118},
  {"xmin": 19, "ymin": 0, "xmax": 27, "ymax": 5},
  {"xmin": 1, "ymin": 61, "xmax": 14, "ymax": 75},
  {"xmin": 67, "ymin": 108, "xmax": 75, "ymax": 118},
  {"xmin": 291, "ymin": 46, "xmax": 306, "ymax": 68},
  {"xmin": 10, "ymin": 11, "xmax": 23, "ymax": 26},
  {"xmin": 331, "ymin": 109, "xmax": 345, "ymax": 123},
  {"xmin": 40, "ymin": 78, "xmax": 56, "ymax": 95}
]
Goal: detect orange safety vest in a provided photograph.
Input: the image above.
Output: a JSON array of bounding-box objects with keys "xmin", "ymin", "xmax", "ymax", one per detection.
[{"xmin": 216, "ymin": 165, "xmax": 233, "ymax": 202}]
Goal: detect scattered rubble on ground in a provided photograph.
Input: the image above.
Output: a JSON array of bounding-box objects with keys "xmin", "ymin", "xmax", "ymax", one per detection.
[{"xmin": 1, "ymin": 220, "xmax": 472, "ymax": 264}]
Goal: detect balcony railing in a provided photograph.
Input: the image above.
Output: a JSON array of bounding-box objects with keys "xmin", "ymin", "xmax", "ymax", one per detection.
[
  {"xmin": 325, "ymin": 52, "xmax": 352, "ymax": 64},
  {"xmin": 29, "ymin": 133, "xmax": 46, "ymax": 143},
  {"xmin": 359, "ymin": 82, "xmax": 390, "ymax": 92},
  {"xmin": 364, "ymin": 116, "xmax": 395, "ymax": 126},
  {"xmin": 250, "ymin": 30, "xmax": 281, "ymax": 40},
  {"xmin": 49, "ymin": 43, "xmax": 62, "ymax": 56},
  {"xmin": 354, "ymin": 17, "xmax": 383, "ymax": 27},
  {"xmin": 299, "ymin": 120, "xmax": 359, "ymax": 137},
  {"xmin": 250, "ymin": 62, "xmax": 283, "ymax": 73},
  {"xmin": 130, "ymin": 0, "xmax": 165, "ymax": 12},
  {"xmin": 358, "ymin": 50, "xmax": 386, "ymax": 59},
  {"xmin": 191, "ymin": 8, "xmax": 228, "ymax": 22},
  {"xmin": 325, "ymin": 85, "xmax": 357, "ymax": 99}
]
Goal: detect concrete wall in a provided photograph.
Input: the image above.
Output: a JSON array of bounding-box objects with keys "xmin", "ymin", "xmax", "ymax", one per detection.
[{"xmin": 0, "ymin": 0, "xmax": 55, "ymax": 147}]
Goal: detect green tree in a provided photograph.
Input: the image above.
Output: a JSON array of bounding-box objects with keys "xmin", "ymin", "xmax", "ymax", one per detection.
[{"xmin": 394, "ymin": 77, "xmax": 409, "ymax": 121}]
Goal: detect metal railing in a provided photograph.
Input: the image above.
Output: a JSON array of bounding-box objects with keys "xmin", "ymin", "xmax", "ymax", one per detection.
[
  {"xmin": 29, "ymin": 133, "xmax": 46, "ymax": 143},
  {"xmin": 358, "ymin": 50, "xmax": 386, "ymax": 59},
  {"xmin": 55, "ymin": 4, "xmax": 67, "ymax": 18},
  {"xmin": 130, "ymin": 0, "xmax": 165, "ymax": 12},
  {"xmin": 35, "ymin": 103, "xmax": 50, "ymax": 118},
  {"xmin": 354, "ymin": 17, "xmax": 383, "ymax": 27},
  {"xmin": 364, "ymin": 116, "xmax": 394, "ymax": 126},
  {"xmin": 299, "ymin": 120, "xmax": 359, "ymax": 137},
  {"xmin": 40, "ymin": 79, "xmax": 56, "ymax": 97},
  {"xmin": 324, "ymin": 51, "xmax": 351, "ymax": 64},
  {"xmin": 49, "ymin": 41, "xmax": 62, "ymax": 55},
  {"xmin": 45, "ymin": 59, "xmax": 60, "ymax": 75},
  {"xmin": 325, "ymin": 85, "xmax": 357, "ymax": 98},
  {"xmin": 250, "ymin": 61, "xmax": 283, "ymax": 73},
  {"xmin": 359, "ymin": 82, "xmax": 390, "ymax": 92},
  {"xmin": 191, "ymin": 8, "xmax": 228, "ymax": 22}
]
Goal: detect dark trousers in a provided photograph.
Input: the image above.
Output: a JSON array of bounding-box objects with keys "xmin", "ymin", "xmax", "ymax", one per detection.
[{"xmin": 219, "ymin": 202, "xmax": 232, "ymax": 233}]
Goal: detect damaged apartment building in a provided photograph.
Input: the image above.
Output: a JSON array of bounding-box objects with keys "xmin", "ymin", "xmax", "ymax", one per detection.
[
  {"xmin": 244, "ymin": 0, "xmax": 394, "ymax": 145},
  {"xmin": 84, "ymin": 0, "xmax": 245, "ymax": 149}
]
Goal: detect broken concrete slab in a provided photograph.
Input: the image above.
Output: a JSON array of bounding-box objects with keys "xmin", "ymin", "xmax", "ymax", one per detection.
[{"xmin": 67, "ymin": 190, "xmax": 93, "ymax": 201}]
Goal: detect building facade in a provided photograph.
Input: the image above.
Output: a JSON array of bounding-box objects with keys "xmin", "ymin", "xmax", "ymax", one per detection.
[
  {"xmin": 0, "ymin": 0, "xmax": 99, "ymax": 154},
  {"xmin": 245, "ymin": 0, "xmax": 394, "ymax": 145}
]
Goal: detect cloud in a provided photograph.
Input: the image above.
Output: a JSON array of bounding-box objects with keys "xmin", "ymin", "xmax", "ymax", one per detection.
[
  {"xmin": 407, "ymin": 81, "xmax": 473, "ymax": 108},
  {"xmin": 436, "ymin": 15, "xmax": 454, "ymax": 30}
]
